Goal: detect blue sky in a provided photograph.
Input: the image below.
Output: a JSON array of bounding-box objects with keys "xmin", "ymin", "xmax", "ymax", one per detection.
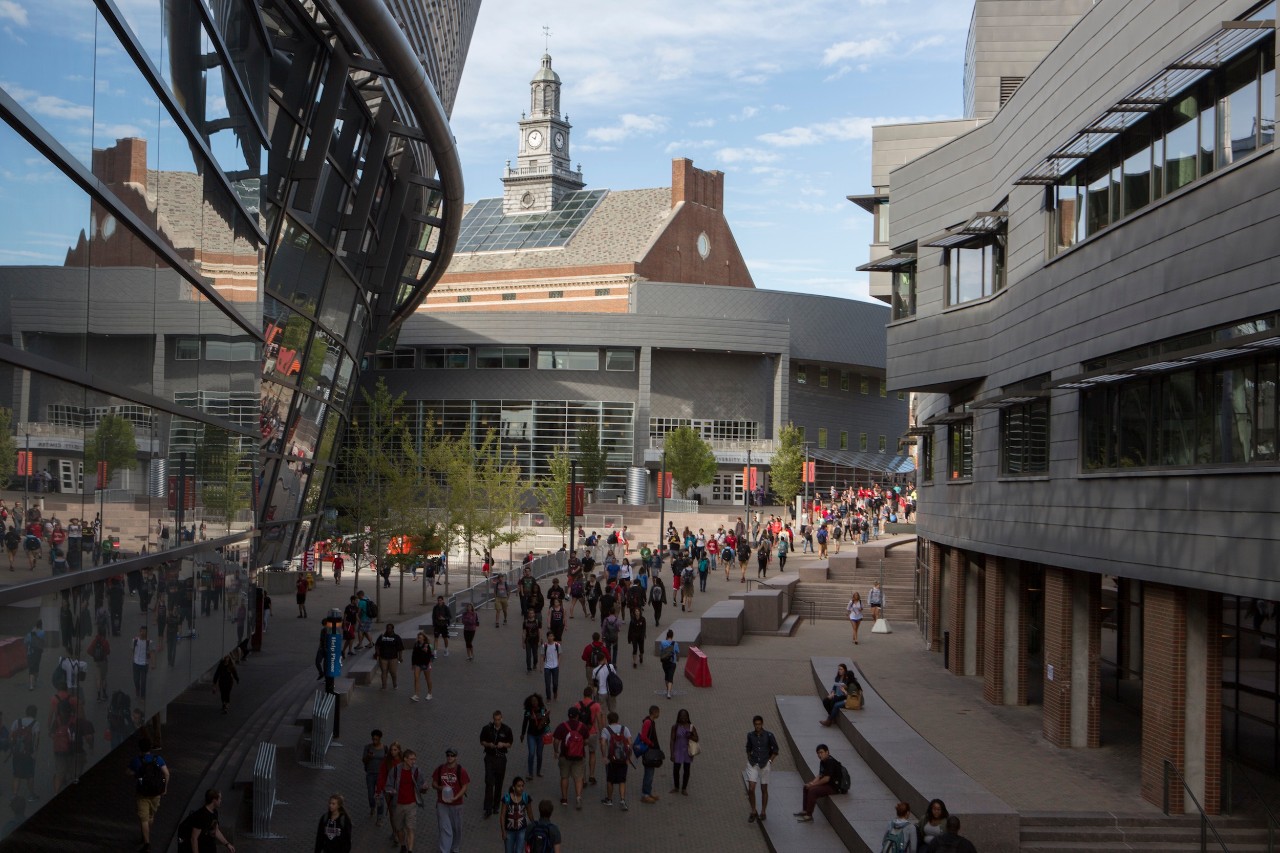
[{"xmin": 449, "ymin": 0, "xmax": 973, "ymax": 302}]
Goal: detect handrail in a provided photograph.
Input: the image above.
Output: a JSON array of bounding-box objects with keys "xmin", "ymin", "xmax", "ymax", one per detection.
[
  {"xmin": 1224, "ymin": 757, "xmax": 1278, "ymax": 853},
  {"xmin": 1162, "ymin": 758, "xmax": 1231, "ymax": 853}
]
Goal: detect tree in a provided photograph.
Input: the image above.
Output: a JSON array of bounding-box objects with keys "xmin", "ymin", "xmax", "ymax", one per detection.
[
  {"xmin": 575, "ymin": 422, "xmax": 609, "ymax": 498},
  {"xmin": 443, "ymin": 429, "xmax": 524, "ymax": 587},
  {"xmin": 85, "ymin": 413, "xmax": 138, "ymax": 487},
  {"xmin": 664, "ymin": 425, "xmax": 717, "ymax": 499},
  {"xmin": 0, "ymin": 408, "xmax": 15, "ymax": 489},
  {"xmin": 533, "ymin": 445, "xmax": 572, "ymax": 540},
  {"xmin": 195, "ymin": 426, "xmax": 252, "ymax": 534},
  {"xmin": 770, "ymin": 423, "xmax": 806, "ymax": 509}
]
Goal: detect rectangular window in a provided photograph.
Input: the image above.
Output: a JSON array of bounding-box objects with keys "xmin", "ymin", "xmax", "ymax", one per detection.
[
  {"xmin": 840, "ymin": 371, "xmax": 850, "ymax": 391},
  {"xmin": 797, "ymin": 426, "xmax": 805, "ymax": 442},
  {"xmin": 205, "ymin": 340, "xmax": 258, "ymax": 361},
  {"xmin": 879, "ymin": 435, "xmax": 887, "ymax": 452},
  {"xmin": 605, "ymin": 349, "xmax": 636, "ymax": 371},
  {"xmin": 879, "ymin": 379, "xmax": 887, "ymax": 397},
  {"xmin": 548, "ymin": 290, "xmax": 564, "ymax": 299},
  {"xmin": 1000, "ymin": 398, "xmax": 1050, "ymax": 475},
  {"xmin": 817, "ymin": 427, "xmax": 828, "ymax": 449},
  {"xmin": 874, "ymin": 199, "xmax": 890, "ymax": 243},
  {"xmin": 860, "ymin": 376, "xmax": 869, "ymax": 395},
  {"xmin": 175, "ymin": 338, "xmax": 200, "ymax": 360},
  {"xmin": 949, "ymin": 420, "xmax": 974, "ymax": 480},
  {"xmin": 1165, "ymin": 93, "xmax": 1199, "ymax": 195},
  {"xmin": 501, "ymin": 292, "xmax": 517, "ymax": 301},
  {"xmin": 796, "ymin": 364, "xmax": 807, "ymax": 385},
  {"xmin": 594, "ymin": 288, "xmax": 611, "ymax": 296},
  {"xmin": 537, "ymin": 349, "xmax": 599, "ymax": 370},
  {"xmin": 839, "ymin": 431, "xmax": 848, "ymax": 450},
  {"xmin": 859, "ymin": 432, "xmax": 868, "ymax": 452},
  {"xmin": 819, "ymin": 367, "xmax": 828, "ymax": 388},
  {"xmin": 948, "ymin": 236, "xmax": 1006, "ymax": 305},
  {"xmin": 476, "ymin": 346, "xmax": 530, "ymax": 369},
  {"xmin": 420, "ymin": 347, "xmax": 469, "ymax": 369},
  {"xmin": 457, "ymin": 294, "xmax": 472, "ymax": 303},
  {"xmin": 920, "ymin": 433, "xmax": 933, "ymax": 482},
  {"xmin": 892, "ymin": 265, "xmax": 917, "ymax": 320},
  {"xmin": 898, "ymin": 391, "xmax": 907, "ymax": 401}
]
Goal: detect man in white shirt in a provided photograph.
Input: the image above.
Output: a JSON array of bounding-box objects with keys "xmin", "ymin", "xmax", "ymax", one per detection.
[{"xmin": 593, "ymin": 661, "xmax": 620, "ymax": 715}]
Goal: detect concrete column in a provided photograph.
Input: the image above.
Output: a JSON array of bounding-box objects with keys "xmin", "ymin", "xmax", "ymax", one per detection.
[
  {"xmin": 983, "ymin": 555, "xmax": 1006, "ymax": 705},
  {"xmin": 928, "ymin": 543, "xmax": 944, "ymax": 653},
  {"xmin": 1142, "ymin": 585, "xmax": 1222, "ymax": 814},
  {"xmin": 1070, "ymin": 572, "xmax": 1101, "ymax": 749},
  {"xmin": 1041, "ymin": 567, "xmax": 1073, "ymax": 748},
  {"xmin": 635, "ymin": 346, "xmax": 652, "ymax": 468},
  {"xmin": 947, "ymin": 547, "xmax": 966, "ymax": 674}
]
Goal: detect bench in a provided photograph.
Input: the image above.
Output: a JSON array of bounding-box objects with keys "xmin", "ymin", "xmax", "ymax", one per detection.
[
  {"xmin": 810, "ymin": 656, "xmax": 1019, "ymax": 852},
  {"xmin": 699, "ymin": 600, "xmax": 744, "ymax": 645},
  {"xmin": 754, "ymin": 769, "xmax": 850, "ymax": 852},
  {"xmin": 652, "ymin": 617, "xmax": 700, "ymax": 655}
]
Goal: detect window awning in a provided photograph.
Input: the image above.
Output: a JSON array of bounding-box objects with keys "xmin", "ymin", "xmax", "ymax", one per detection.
[
  {"xmin": 806, "ymin": 447, "xmax": 916, "ymax": 475},
  {"xmin": 969, "ymin": 391, "xmax": 1049, "ymax": 410},
  {"xmin": 921, "ymin": 212, "xmax": 1007, "ymax": 248},
  {"xmin": 856, "ymin": 252, "xmax": 916, "ymax": 273},
  {"xmin": 905, "ymin": 425, "xmax": 935, "ymax": 437},
  {"xmin": 846, "ymin": 193, "xmax": 886, "ymax": 214},
  {"xmin": 1049, "ymin": 326, "xmax": 1280, "ymax": 390},
  {"xmin": 920, "ymin": 410, "xmax": 973, "ymax": 426},
  {"xmin": 1015, "ymin": 19, "xmax": 1274, "ymax": 186}
]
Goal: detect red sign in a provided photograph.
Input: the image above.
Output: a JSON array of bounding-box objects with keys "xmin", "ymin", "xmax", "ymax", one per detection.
[
  {"xmin": 565, "ymin": 483, "xmax": 584, "ymax": 516},
  {"xmin": 804, "ymin": 461, "xmax": 816, "ymax": 483},
  {"xmin": 96, "ymin": 461, "xmax": 109, "ymax": 490},
  {"xmin": 302, "ymin": 548, "xmax": 315, "ymax": 572},
  {"xmin": 660, "ymin": 472, "xmax": 673, "ymax": 499},
  {"xmin": 167, "ymin": 476, "xmax": 196, "ymax": 511},
  {"xmin": 742, "ymin": 466, "xmax": 758, "ymax": 490},
  {"xmin": 15, "ymin": 451, "xmax": 32, "ymax": 477}
]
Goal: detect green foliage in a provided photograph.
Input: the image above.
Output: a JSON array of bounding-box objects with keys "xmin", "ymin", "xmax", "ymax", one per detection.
[
  {"xmin": 443, "ymin": 429, "xmax": 524, "ymax": 581},
  {"xmin": 770, "ymin": 423, "xmax": 806, "ymax": 508},
  {"xmin": 575, "ymin": 422, "xmax": 610, "ymax": 494},
  {"xmin": 195, "ymin": 426, "xmax": 252, "ymax": 534},
  {"xmin": 85, "ymin": 413, "xmax": 138, "ymax": 486},
  {"xmin": 534, "ymin": 445, "xmax": 572, "ymax": 538},
  {"xmin": 0, "ymin": 409, "xmax": 15, "ymax": 489},
  {"xmin": 663, "ymin": 425, "xmax": 717, "ymax": 498}
]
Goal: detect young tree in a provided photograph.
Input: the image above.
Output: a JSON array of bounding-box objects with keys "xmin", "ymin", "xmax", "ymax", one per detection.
[
  {"xmin": 0, "ymin": 408, "xmax": 16, "ymax": 489},
  {"xmin": 533, "ymin": 445, "xmax": 572, "ymax": 540},
  {"xmin": 85, "ymin": 413, "xmax": 138, "ymax": 487},
  {"xmin": 663, "ymin": 425, "xmax": 717, "ymax": 499},
  {"xmin": 575, "ymin": 422, "xmax": 610, "ymax": 499},
  {"xmin": 444, "ymin": 429, "xmax": 524, "ymax": 588},
  {"xmin": 770, "ymin": 423, "xmax": 806, "ymax": 510},
  {"xmin": 195, "ymin": 426, "xmax": 252, "ymax": 535}
]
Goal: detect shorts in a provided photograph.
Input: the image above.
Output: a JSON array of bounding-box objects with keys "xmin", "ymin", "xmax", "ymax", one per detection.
[
  {"xmin": 359, "ymin": 620, "xmax": 372, "ymax": 634},
  {"xmin": 586, "ymin": 732, "xmax": 599, "ymax": 754},
  {"xmin": 433, "ymin": 626, "xmax": 449, "ymax": 639},
  {"xmin": 744, "ymin": 762, "xmax": 771, "ymax": 785},
  {"xmin": 136, "ymin": 796, "xmax": 161, "ymax": 822},
  {"xmin": 296, "ymin": 593, "xmax": 306, "ymax": 604},
  {"xmin": 605, "ymin": 761, "xmax": 628, "ymax": 784},
  {"xmin": 414, "ymin": 663, "xmax": 431, "ymax": 674},
  {"xmin": 558, "ymin": 756, "xmax": 585, "ymax": 780},
  {"xmin": 389, "ymin": 801, "xmax": 414, "ymax": 833}
]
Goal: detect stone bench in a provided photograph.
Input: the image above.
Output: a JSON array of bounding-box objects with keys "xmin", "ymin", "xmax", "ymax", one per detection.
[
  {"xmin": 344, "ymin": 648, "xmax": 380, "ymax": 686},
  {"xmin": 810, "ymin": 656, "xmax": 1019, "ymax": 852},
  {"xmin": 652, "ymin": 617, "xmax": 701, "ymax": 655},
  {"xmin": 731, "ymin": 589, "xmax": 785, "ymax": 632},
  {"xmin": 700, "ymin": 600, "xmax": 745, "ymax": 645}
]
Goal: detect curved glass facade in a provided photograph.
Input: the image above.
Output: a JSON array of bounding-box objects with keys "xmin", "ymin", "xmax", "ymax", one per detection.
[{"xmin": 0, "ymin": 0, "xmax": 472, "ymax": 830}]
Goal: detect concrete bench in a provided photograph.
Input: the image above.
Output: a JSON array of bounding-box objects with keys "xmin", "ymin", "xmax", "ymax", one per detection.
[
  {"xmin": 810, "ymin": 656, "xmax": 1019, "ymax": 852},
  {"xmin": 731, "ymin": 589, "xmax": 785, "ymax": 633},
  {"xmin": 700, "ymin": 600, "xmax": 744, "ymax": 645},
  {"xmin": 652, "ymin": 617, "xmax": 700, "ymax": 655},
  {"xmin": 344, "ymin": 649, "xmax": 379, "ymax": 686},
  {"xmin": 797, "ymin": 561, "xmax": 831, "ymax": 582},
  {"xmin": 755, "ymin": 769, "xmax": 850, "ymax": 852}
]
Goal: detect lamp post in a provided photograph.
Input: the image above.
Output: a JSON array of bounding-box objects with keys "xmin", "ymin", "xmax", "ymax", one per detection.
[
  {"xmin": 657, "ymin": 449, "xmax": 666, "ymax": 557},
  {"xmin": 744, "ymin": 447, "xmax": 753, "ymax": 531}
]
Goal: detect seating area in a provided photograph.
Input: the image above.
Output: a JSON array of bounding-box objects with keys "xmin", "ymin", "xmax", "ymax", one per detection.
[{"xmin": 764, "ymin": 655, "xmax": 1019, "ymax": 853}]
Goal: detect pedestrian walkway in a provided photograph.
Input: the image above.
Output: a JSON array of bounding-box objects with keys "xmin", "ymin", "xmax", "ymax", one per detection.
[{"xmin": 0, "ymin": 547, "xmax": 1174, "ymax": 852}]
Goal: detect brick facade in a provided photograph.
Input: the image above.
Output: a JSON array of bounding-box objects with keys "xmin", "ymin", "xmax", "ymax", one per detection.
[
  {"xmin": 928, "ymin": 543, "xmax": 943, "ymax": 653},
  {"xmin": 1041, "ymin": 567, "xmax": 1073, "ymax": 748},
  {"xmin": 982, "ymin": 555, "xmax": 1006, "ymax": 705},
  {"xmin": 946, "ymin": 547, "xmax": 966, "ymax": 673}
]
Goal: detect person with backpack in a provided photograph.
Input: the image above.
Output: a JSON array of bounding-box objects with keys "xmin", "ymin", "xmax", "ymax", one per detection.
[
  {"xmin": 649, "ymin": 576, "xmax": 666, "ymax": 627},
  {"xmin": 580, "ymin": 633, "xmax": 609, "ymax": 687},
  {"xmin": 680, "ymin": 563, "xmax": 696, "ymax": 611},
  {"xmin": 541, "ymin": 630, "xmax": 561, "ymax": 702},
  {"xmin": 636, "ymin": 705, "xmax": 662, "ymax": 804},
  {"xmin": 817, "ymin": 524, "xmax": 829, "ymax": 558},
  {"xmin": 794, "ymin": 744, "xmax": 844, "ymax": 822},
  {"xmin": 601, "ymin": 610, "xmax": 621, "ymax": 664},
  {"xmin": 882, "ymin": 801, "xmax": 919, "ymax": 853},
  {"xmin": 10, "ymin": 704, "xmax": 38, "ymax": 800},
  {"xmin": 498, "ymin": 775, "xmax": 533, "ymax": 853},
  {"xmin": 525, "ymin": 799, "xmax": 563, "ymax": 853},
  {"xmin": 586, "ymin": 574, "xmax": 602, "ymax": 619},
  {"xmin": 131, "ymin": 625, "xmax": 153, "ymax": 701},
  {"xmin": 627, "ymin": 607, "xmax": 647, "ymax": 667},
  {"xmin": 129, "ymin": 736, "xmax": 169, "ymax": 853},
  {"xmin": 48, "ymin": 681, "xmax": 80, "ymax": 793},
  {"xmin": 656, "ymin": 629, "xmax": 681, "ymax": 699},
  {"xmin": 492, "ymin": 572, "xmax": 511, "ymax": 627},
  {"xmin": 599, "ymin": 711, "xmax": 633, "ymax": 810},
  {"xmin": 932, "ymin": 814, "xmax": 979, "ymax": 853},
  {"xmin": 552, "ymin": 706, "xmax": 588, "ymax": 810},
  {"xmin": 593, "ymin": 659, "xmax": 622, "ymax": 715},
  {"xmin": 573, "ymin": 687, "xmax": 602, "ymax": 788},
  {"xmin": 354, "ymin": 591, "xmax": 375, "ymax": 651},
  {"xmin": 24, "ymin": 619, "xmax": 44, "ymax": 692},
  {"xmin": 522, "ymin": 608, "xmax": 543, "ymax": 673},
  {"xmin": 737, "ymin": 541, "xmax": 751, "ymax": 583}
]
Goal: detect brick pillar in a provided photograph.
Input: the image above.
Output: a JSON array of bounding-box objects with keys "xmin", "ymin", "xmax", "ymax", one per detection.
[
  {"xmin": 1142, "ymin": 585, "xmax": 1223, "ymax": 814},
  {"xmin": 973, "ymin": 557, "xmax": 986, "ymax": 678},
  {"xmin": 983, "ymin": 556, "xmax": 1006, "ymax": 705},
  {"xmin": 928, "ymin": 543, "xmax": 944, "ymax": 653},
  {"xmin": 1083, "ymin": 572, "xmax": 1101, "ymax": 749},
  {"xmin": 947, "ymin": 548, "xmax": 966, "ymax": 673},
  {"xmin": 1041, "ymin": 567, "xmax": 1073, "ymax": 748}
]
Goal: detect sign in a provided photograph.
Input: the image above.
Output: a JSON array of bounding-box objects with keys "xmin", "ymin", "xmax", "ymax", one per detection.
[
  {"xmin": 323, "ymin": 629, "xmax": 343, "ymax": 679},
  {"xmin": 660, "ymin": 472, "xmax": 672, "ymax": 499},
  {"xmin": 15, "ymin": 451, "xmax": 32, "ymax": 477},
  {"xmin": 804, "ymin": 461, "xmax": 816, "ymax": 483},
  {"xmin": 167, "ymin": 476, "xmax": 196, "ymax": 510},
  {"xmin": 302, "ymin": 548, "xmax": 315, "ymax": 572},
  {"xmin": 96, "ymin": 461, "xmax": 109, "ymax": 490},
  {"xmin": 565, "ymin": 483, "xmax": 584, "ymax": 516},
  {"xmin": 741, "ymin": 466, "xmax": 758, "ymax": 490}
]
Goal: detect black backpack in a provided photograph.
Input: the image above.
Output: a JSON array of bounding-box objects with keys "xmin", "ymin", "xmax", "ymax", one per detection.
[
  {"xmin": 605, "ymin": 666, "xmax": 624, "ymax": 697},
  {"xmin": 137, "ymin": 754, "xmax": 166, "ymax": 796},
  {"xmin": 365, "ymin": 598, "xmax": 379, "ymax": 619},
  {"xmin": 607, "ymin": 531, "xmax": 618, "ymax": 545},
  {"xmin": 527, "ymin": 821, "xmax": 555, "ymax": 853},
  {"xmin": 832, "ymin": 759, "xmax": 851, "ymax": 794}
]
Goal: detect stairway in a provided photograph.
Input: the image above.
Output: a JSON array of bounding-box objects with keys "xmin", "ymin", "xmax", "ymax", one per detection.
[
  {"xmin": 1019, "ymin": 812, "xmax": 1274, "ymax": 851},
  {"xmin": 796, "ymin": 539, "xmax": 918, "ymax": 622}
]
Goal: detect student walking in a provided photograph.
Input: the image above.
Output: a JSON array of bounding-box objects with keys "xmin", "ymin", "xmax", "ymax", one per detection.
[
  {"xmin": 461, "ymin": 603, "xmax": 479, "ymax": 661},
  {"xmin": 410, "ymin": 632, "xmax": 434, "ymax": 701},
  {"xmin": 431, "ymin": 748, "xmax": 469, "ymax": 853},
  {"xmin": 599, "ymin": 711, "xmax": 632, "ymax": 810},
  {"xmin": 129, "ymin": 736, "xmax": 169, "ymax": 853},
  {"xmin": 669, "ymin": 708, "xmax": 698, "ymax": 795},
  {"xmin": 375, "ymin": 623, "xmax": 404, "ymax": 689},
  {"xmin": 521, "ymin": 694, "xmax": 550, "ymax": 778},
  {"xmin": 498, "ymin": 776, "xmax": 533, "ymax": 853},
  {"xmin": 313, "ymin": 793, "xmax": 353, "ymax": 853},
  {"xmin": 847, "ymin": 592, "xmax": 864, "ymax": 645},
  {"xmin": 480, "ymin": 711, "xmax": 514, "ymax": 819},
  {"xmin": 648, "ymin": 577, "xmax": 666, "ymax": 627},
  {"xmin": 745, "ymin": 715, "xmax": 779, "ymax": 823},
  {"xmin": 541, "ymin": 631, "xmax": 560, "ymax": 702},
  {"xmin": 627, "ymin": 608, "xmax": 646, "ymax": 667},
  {"xmin": 361, "ymin": 730, "xmax": 387, "ymax": 824},
  {"xmin": 212, "ymin": 655, "xmax": 239, "ymax": 713}
]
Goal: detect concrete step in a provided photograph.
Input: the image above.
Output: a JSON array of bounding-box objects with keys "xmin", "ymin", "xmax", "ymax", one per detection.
[{"xmin": 1018, "ymin": 811, "xmax": 1273, "ymax": 852}]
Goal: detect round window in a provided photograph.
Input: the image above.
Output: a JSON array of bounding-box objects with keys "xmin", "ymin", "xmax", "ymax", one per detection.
[{"xmin": 696, "ymin": 232, "xmax": 710, "ymax": 259}]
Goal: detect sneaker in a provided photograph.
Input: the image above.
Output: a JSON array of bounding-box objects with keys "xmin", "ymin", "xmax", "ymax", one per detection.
[
  {"xmin": 410, "ymin": 695, "xmax": 419, "ymax": 702},
  {"xmin": 575, "ymin": 798, "xmax": 582, "ymax": 810},
  {"xmin": 601, "ymin": 798, "xmax": 612, "ymax": 806},
  {"xmin": 620, "ymin": 800, "xmax": 629, "ymax": 811},
  {"xmin": 560, "ymin": 798, "xmax": 569, "ymax": 806},
  {"xmin": 426, "ymin": 694, "xmax": 433, "ymax": 700},
  {"xmin": 796, "ymin": 814, "xmax": 812, "ymax": 822}
]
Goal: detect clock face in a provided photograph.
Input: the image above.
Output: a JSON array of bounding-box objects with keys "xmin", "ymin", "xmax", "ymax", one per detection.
[
  {"xmin": 554, "ymin": 132, "xmax": 565, "ymax": 150},
  {"xmin": 528, "ymin": 130, "xmax": 543, "ymax": 149}
]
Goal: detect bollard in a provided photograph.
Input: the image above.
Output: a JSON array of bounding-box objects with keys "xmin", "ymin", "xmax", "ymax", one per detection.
[{"xmin": 249, "ymin": 742, "xmax": 288, "ymax": 838}]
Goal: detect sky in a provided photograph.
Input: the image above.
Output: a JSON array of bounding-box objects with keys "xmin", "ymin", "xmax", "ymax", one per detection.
[{"xmin": 448, "ymin": 0, "xmax": 974, "ymax": 303}]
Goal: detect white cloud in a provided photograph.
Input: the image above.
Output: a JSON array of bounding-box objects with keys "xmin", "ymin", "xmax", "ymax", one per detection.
[
  {"xmin": 822, "ymin": 35, "xmax": 897, "ymax": 66},
  {"xmin": 587, "ymin": 113, "xmax": 669, "ymax": 143},
  {"xmin": 0, "ymin": 1, "xmax": 28, "ymax": 27},
  {"xmin": 689, "ymin": 118, "xmax": 716, "ymax": 128},
  {"xmin": 664, "ymin": 138, "xmax": 719, "ymax": 155},
  {"xmin": 730, "ymin": 106, "xmax": 760, "ymax": 122},
  {"xmin": 713, "ymin": 146, "xmax": 780, "ymax": 165},
  {"xmin": 1, "ymin": 82, "xmax": 91, "ymax": 120},
  {"xmin": 757, "ymin": 114, "xmax": 950, "ymax": 148},
  {"xmin": 908, "ymin": 34, "xmax": 948, "ymax": 54}
]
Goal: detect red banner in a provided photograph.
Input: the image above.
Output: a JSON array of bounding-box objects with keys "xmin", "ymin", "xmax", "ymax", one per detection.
[
  {"xmin": 742, "ymin": 466, "xmax": 758, "ymax": 490},
  {"xmin": 565, "ymin": 483, "xmax": 584, "ymax": 516},
  {"xmin": 660, "ymin": 472, "xmax": 673, "ymax": 499},
  {"xmin": 96, "ymin": 461, "xmax": 109, "ymax": 489},
  {"xmin": 15, "ymin": 451, "xmax": 32, "ymax": 477},
  {"xmin": 804, "ymin": 461, "xmax": 816, "ymax": 483},
  {"xmin": 167, "ymin": 476, "xmax": 196, "ymax": 511}
]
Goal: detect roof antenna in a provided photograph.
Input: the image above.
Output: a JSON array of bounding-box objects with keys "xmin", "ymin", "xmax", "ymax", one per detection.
[{"xmin": 542, "ymin": 25, "xmax": 552, "ymax": 53}]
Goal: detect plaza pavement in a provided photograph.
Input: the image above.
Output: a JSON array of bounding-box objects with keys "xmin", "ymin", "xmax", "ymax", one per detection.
[{"xmin": 1, "ymin": 546, "xmax": 1158, "ymax": 853}]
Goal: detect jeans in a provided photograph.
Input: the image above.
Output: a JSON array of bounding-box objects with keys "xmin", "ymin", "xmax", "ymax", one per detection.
[
  {"xmin": 365, "ymin": 771, "xmax": 383, "ymax": 814},
  {"xmin": 642, "ymin": 762, "xmax": 655, "ymax": 796},
  {"xmin": 436, "ymin": 802, "xmax": 464, "ymax": 852},
  {"xmin": 543, "ymin": 665, "xmax": 559, "ymax": 700},
  {"xmin": 132, "ymin": 662, "xmax": 148, "ymax": 698},
  {"xmin": 504, "ymin": 830, "xmax": 525, "ymax": 853},
  {"xmin": 525, "ymin": 642, "xmax": 538, "ymax": 672},
  {"xmin": 698, "ymin": 572, "xmax": 707, "ymax": 592},
  {"xmin": 527, "ymin": 732, "xmax": 544, "ymax": 776}
]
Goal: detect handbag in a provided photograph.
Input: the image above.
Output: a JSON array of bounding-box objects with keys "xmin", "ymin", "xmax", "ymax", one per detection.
[
  {"xmin": 641, "ymin": 745, "xmax": 665, "ymax": 767},
  {"xmin": 688, "ymin": 739, "xmax": 701, "ymax": 757},
  {"xmin": 844, "ymin": 690, "xmax": 864, "ymax": 711}
]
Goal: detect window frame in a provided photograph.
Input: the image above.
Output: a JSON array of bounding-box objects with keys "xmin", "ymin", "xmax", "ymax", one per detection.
[
  {"xmin": 536, "ymin": 349, "xmax": 599, "ymax": 371},
  {"xmin": 605, "ymin": 349, "xmax": 636, "ymax": 372},
  {"xmin": 817, "ymin": 427, "xmax": 828, "ymax": 449},
  {"xmin": 948, "ymin": 419, "xmax": 974, "ymax": 481},
  {"xmin": 476, "ymin": 346, "xmax": 531, "ymax": 369},
  {"xmin": 175, "ymin": 337, "xmax": 201, "ymax": 360},
  {"xmin": 1000, "ymin": 398, "xmax": 1051, "ymax": 476},
  {"xmin": 420, "ymin": 346, "xmax": 470, "ymax": 369}
]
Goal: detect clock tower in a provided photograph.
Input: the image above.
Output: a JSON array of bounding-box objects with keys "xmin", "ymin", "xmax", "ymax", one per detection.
[{"xmin": 502, "ymin": 53, "xmax": 584, "ymax": 214}]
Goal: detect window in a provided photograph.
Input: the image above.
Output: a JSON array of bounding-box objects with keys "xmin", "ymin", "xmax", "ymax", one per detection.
[
  {"xmin": 1001, "ymin": 399, "xmax": 1050, "ymax": 475},
  {"xmin": 880, "ymin": 379, "xmax": 887, "ymax": 397},
  {"xmin": 839, "ymin": 431, "xmax": 849, "ymax": 450},
  {"xmin": 797, "ymin": 426, "xmax": 805, "ymax": 442},
  {"xmin": 501, "ymin": 292, "xmax": 516, "ymax": 301},
  {"xmin": 373, "ymin": 347, "xmax": 416, "ymax": 370},
  {"xmin": 175, "ymin": 338, "xmax": 200, "ymax": 360},
  {"xmin": 595, "ymin": 288, "xmax": 611, "ymax": 296},
  {"xmin": 605, "ymin": 349, "xmax": 636, "ymax": 371},
  {"xmin": 548, "ymin": 290, "xmax": 564, "ymax": 299},
  {"xmin": 1051, "ymin": 41, "xmax": 1275, "ymax": 255},
  {"xmin": 819, "ymin": 368, "xmax": 828, "ymax": 388},
  {"xmin": 879, "ymin": 435, "xmax": 887, "ymax": 452},
  {"xmin": 860, "ymin": 376, "xmax": 869, "ymax": 395},
  {"xmin": 457, "ymin": 294, "xmax": 472, "ymax": 303},
  {"xmin": 892, "ymin": 264, "xmax": 917, "ymax": 320},
  {"xmin": 817, "ymin": 428, "xmax": 828, "ymax": 449},
  {"xmin": 859, "ymin": 432, "xmax": 868, "ymax": 452},
  {"xmin": 840, "ymin": 371, "xmax": 850, "ymax": 391},
  {"xmin": 205, "ymin": 339, "xmax": 259, "ymax": 361},
  {"xmin": 650, "ymin": 418, "xmax": 758, "ymax": 442},
  {"xmin": 874, "ymin": 199, "xmax": 890, "ymax": 244},
  {"xmin": 537, "ymin": 349, "xmax": 599, "ymax": 370},
  {"xmin": 796, "ymin": 364, "xmax": 807, "ymax": 385},
  {"xmin": 920, "ymin": 433, "xmax": 934, "ymax": 482},
  {"xmin": 898, "ymin": 391, "xmax": 907, "ymax": 401},
  {"xmin": 476, "ymin": 346, "xmax": 530, "ymax": 369},
  {"xmin": 421, "ymin": 347, "xmax": 469, "ymax": 369},
  {"xmin": 949, "ymin": 420, "xmax": 974, "ymax": 480},
  {"xmin": 947, "ymin": 236, "xmax": 1005, "ymax": 305}
]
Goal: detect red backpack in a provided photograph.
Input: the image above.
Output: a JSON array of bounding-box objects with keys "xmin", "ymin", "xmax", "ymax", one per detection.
[{"xmin": 562, "ymin": 721, "xmax": 586, "ymax": 760}]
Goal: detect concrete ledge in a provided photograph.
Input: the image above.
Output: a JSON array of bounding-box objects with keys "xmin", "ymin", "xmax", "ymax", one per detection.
[
  {"xmin": 653, "ymin": 618, "xmax": 700, "ymax": 655},
  {"xmin": 855, "ymin": 535, "xmax": 915, "ymax": 561},
  {"xmin": 810, "ymin": 656, "xmax": 1019, "ymax": 853},
  {"xmin": 755, "ymin": 769, "xmax": 849, "ymax": 852},
  {"xmin": 733, "ymin": 589, "xmax": 785, "ymax": 632},
  {"xmin": 700, "ymin": 600, "xmax": 745, "ymax": 645},
  {"xmin": 344, "ymin": 649, "xmax": 379, "ymax": 686},
  {"xmin": 827, "ymin": 554, "xmax": 857, "ymax": 573}
]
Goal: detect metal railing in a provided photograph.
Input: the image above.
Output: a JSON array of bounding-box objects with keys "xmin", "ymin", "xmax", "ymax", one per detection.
[
  {"xmin": 1162, "ymin": 758, "xmax": 1230, "ymax": 852},
  {"xmin": 309, "ymin": 692, "xmax": 336, "ymax": 769},
  {"xmin": 1224, "ymin": 757, "xmax": 1278, "ymax": 852},
  {"xmin": 249, "ymin": 742, "xmax": 287, "ymax": 839},
  {"xmin": 648, "ymin": 436, "xmax": 777, "ymax": 452}
]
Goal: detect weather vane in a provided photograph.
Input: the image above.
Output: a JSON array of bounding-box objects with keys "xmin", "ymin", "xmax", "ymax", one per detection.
[{"xmin": 543, "ymin": 25, "xmax": 551, "ymax": 52}]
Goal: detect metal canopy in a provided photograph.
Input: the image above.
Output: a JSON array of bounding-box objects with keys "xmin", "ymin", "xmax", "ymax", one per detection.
[
  {"xmin": 807, "ymin": 446, "xmax": 916, "ymax": 475},
  {"xmin": 920, "ymin": 410, "xmax": 974, "ymax": 425},
  {"xmin": 921, "ymin": 212, "xmax": 1006, "ymax": 248},
  {"xmin": 856, "ymin": 252, "xmax": 916, "ymax": 273},
  {"xmin": 1050, "ymin": 326, "xmax": 1280, "ymax": 390},
  {"xmin": 1016, "ymin": 19, "xmax": 1274, "ymax": 186}
]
